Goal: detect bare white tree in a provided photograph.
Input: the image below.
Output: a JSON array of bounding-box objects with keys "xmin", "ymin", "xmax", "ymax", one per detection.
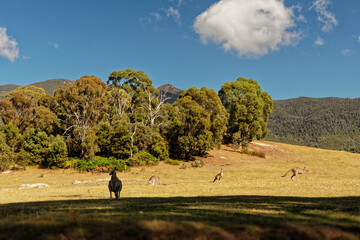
[{"xmin": 141, "ymin": 88, "xmax": 170, "ymax": 127}]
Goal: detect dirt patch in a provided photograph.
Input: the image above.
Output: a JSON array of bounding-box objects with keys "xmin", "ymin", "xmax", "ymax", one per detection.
[{"xmin": 251, "ymin": 142, "xmax": 271, "ymax": 147}]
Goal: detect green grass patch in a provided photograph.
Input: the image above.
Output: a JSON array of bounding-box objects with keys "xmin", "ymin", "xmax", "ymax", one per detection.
[
  {"xmin": 127, "ymin": 151, "xmax": 159, "ymax": 166},
  {"xmin": 75, "ymin": 156, "xmax": 128, "ymax": 172},
  {"xmin": 165, "ymin": 159, "xmax": 183, "ymax": 165}
]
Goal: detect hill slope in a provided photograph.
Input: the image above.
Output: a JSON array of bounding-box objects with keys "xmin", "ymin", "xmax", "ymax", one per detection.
[
  {"xmin": 0, "ymin": 78, "xmax": 73, "ymax": 96},
  {"xmin": 0, "ymin": 84, "xmax": 21, "ymax": 96},
  {"xmin": 266, "ymin": 97, "xmax": 360, "ymax": 152},
  {"xmin": 28, "ymin": 78, "xmax": 73, "ymax": 95}
]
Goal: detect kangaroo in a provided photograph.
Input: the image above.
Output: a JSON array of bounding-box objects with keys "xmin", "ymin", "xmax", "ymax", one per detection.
[
  {"xmin": 108, "ymin": 167, "xmax": 122, "ymax": 200},
  {"xmin": 213, "ymin": 168, "xmax": 223, "ymax": 182},
  {"xmin": 147, "ymin": 176, "xmax": 161, "ymax": 185},
  {"xmin": 281, "ymin": 167, "xmax": 307, "ymax": 181}
]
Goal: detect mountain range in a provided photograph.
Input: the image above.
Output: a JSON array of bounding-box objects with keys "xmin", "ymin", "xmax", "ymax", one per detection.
[{"xmin": 1, "ymin": 79, "xmax": 359, "ymax": 153}]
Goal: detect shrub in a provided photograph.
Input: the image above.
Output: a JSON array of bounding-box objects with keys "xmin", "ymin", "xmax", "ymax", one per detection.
[
  {"xmin": 95, "ymin": 122, "xmax": 113, "ymax": 157},
  {"xmin": 111, "ymin": 124, "xmax": 131, "ymax": 159},
  {"xmin": 165, "ymin": 159, "xmax": 182, "ymax": 165},
  {"xmin": 64, "ymin": 158, "xmax": 79, "ymax": 169},
  {"xmin": 76, "ymin": 156, "xmax": 127, "ymax": 172},
  {"xmin": 22, "ymin": 129, "xmax": 68, "ymax": 168},
  {"xmin": 191, "ymin": 159, "xmax": 204, "ymax": 168},
  {"xmin": 149, "ymin": 134, "xmax": 169, "ymax": 161},
  {"xmin": 14, "ymin": 149, "xmax": 30, "ymax": 167},
  {"xmin": 127, "ymin": 151, "xmax": 158, "ymax": 166},
  {"xmin": 96, "ymin": 122, "xmax": 131, "ymax": 159},
  {"xmin": 180, "ymin": 163, "xmax": 187, "ymax": 169},
  {"xmin": 22, "ymin": 129, "xmax": 49, "ymax": 165},
  {"xmin": 43, "ymin": 135, "xmax": 68, "ymax": 168}
]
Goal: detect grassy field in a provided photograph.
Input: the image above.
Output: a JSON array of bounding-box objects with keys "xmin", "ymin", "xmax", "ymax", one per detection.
[{"xmin": 0, "ymin": 141, "xmax": 359, "ymax": 239}]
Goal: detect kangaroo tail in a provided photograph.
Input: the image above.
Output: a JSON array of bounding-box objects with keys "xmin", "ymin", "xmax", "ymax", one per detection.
[
  {"xmin": 281, "ymin": 170, "xmax": 291, "ymax": 177},
  {"xmin": 213, "ymin": 177, "xmax": 217, "ymax": 182}
]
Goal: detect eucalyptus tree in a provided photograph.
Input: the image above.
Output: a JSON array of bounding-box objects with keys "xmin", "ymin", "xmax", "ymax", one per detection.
[
  {"xmin": 2, "ymin": 86, "xmax": 46, "ymax": 105},
  {"xmin": 108, "ymin": 68, "xmax": 168, "ymax": 127},
  {"xmin": 0, "ymin": 122, "xmax": 21, "ymax": 152},
  {"xmin": 107, "ymin": 86, "xmax": 131, "ymax": 124},
  {"xmin": 55, "ymin": 75, "xmax": 109, "ymax": 159},
  {"xmin": 179, "ymin": 87, "xmax": 228, "ymax": 148},
  {"xmin": 0, "ymin": 86, "xmax": 57, "ymax": 133},
  {"xmin": 108, "ymin": 69, "xmax": 170, "ymax": 157},
  {"xmin": 168, "ymin": 87, "xmax": 228, "ymax": 159},
  {"xmin": 218, "ymin": 77, "xmax": 273, "ymax": 149}
]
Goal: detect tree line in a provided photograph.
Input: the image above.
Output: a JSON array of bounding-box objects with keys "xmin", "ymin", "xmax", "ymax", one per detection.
[{"xmin": 0, "ymin": 69, "xmax": 273, "ymax": 171}]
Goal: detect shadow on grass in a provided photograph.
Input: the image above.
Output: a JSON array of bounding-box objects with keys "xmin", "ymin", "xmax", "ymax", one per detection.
[{"xmin": 0, "ymin": 195, "xmax": 359, "ymax": 240}]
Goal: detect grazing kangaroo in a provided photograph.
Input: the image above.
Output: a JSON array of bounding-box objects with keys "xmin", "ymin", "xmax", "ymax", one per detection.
[
  {"xmin": 148, "ymin": 176, "xmax": 161, "ymax": 185},
  {"xmin": 281, "ymin": 167, "xmax": 307, "ymax": 181},
  {"xmin": 213, "ymin": 168, "xmax": 223, "ymax": 182},
  {"xmin": 108, "ymin": 167, "xmax": 122, "ymax": 200}
]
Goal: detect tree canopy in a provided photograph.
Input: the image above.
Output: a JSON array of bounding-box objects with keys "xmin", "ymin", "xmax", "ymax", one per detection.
[
  {"xmin": 168, "ymin": 87, "xmax": 228, "ymax": 159},
  {"xmin": 0, "ymin": 70, "xmax": 272, "ymax": 172},
  {"xmin": 219, "ymin": 77, "xmax": 273, "ymax": 149},
  {"xmin": 54, "ymin": 75, "xmax": 108, "ymax": 159}
]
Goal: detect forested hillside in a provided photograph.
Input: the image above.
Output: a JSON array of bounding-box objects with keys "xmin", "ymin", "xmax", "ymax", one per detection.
[{"xmin": 266, "ymin": 97, "xmax": 360, "ymax": 153}]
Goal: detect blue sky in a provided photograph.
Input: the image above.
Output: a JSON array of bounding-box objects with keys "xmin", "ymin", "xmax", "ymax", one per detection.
[{"xmin": 0, "ymin": 0, "xmax": 359, "ymax": 100}]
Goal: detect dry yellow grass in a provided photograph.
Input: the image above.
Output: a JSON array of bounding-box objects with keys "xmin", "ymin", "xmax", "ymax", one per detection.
[
  {"xmin": 1, "ymin": 140, "xmax": 359, "ymax": 204},
  {"xmin": 1, "ymin": 141, "xmax": 360, "ymax": 239}
]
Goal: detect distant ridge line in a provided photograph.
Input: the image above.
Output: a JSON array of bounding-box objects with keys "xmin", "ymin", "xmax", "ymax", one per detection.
[{"xmin": 0, "ymin": 78, "xmax": 73, "ymax": 96}]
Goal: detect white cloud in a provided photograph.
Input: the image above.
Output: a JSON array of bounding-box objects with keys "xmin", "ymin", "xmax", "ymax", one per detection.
[
  {"xmin": 139, "ymin": 12, "xmax": 162, "ymax": 25},
  {"xmin": 169, "ymin": 0, "xmax": 183, "ymax": 8},
  {"xmin": 140, "ymin": 6, "xmax": 182, "ymax": 27},
  {"xmin": 341, "ymin": 49, "xmax": 352, "ymax": 56},
  {"xmin": 151, "ymin": 12, "xmax": 162, "ymax": 22},
  {"xmin": 22, "ymin": 55, "xmax": 32, "ymax": 60},
  {"xmin": 297, "ymin": 15, "xmax": 306, "ymax": 23},
  {"xmin": 290, "ymin": 5, "xmax": 307, "ymax": 23},
  {"xmin": 310, "ymin": 0, "xmax": 338, "ymax": 32},
  {"xmin": 48, "ymin": 42, "xmax": 59, "ymax": 49},
  {"xmin": 314, "ymin": 37, "xmax": 324, "ymax": 46},
  {"xmin": 0, "ymin": 27, "xmax": 19, "ymax": 62},
  {"xmin": 178, "ymin": 0, "xmax": 183, "ymax": 7},
  {"xmin": 165, "ymin": 7, "xmax": 182, "ymax": 25},
  {"xmin": 193, "ymin": 0, "xmax": 300, "ymax": 57}
]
